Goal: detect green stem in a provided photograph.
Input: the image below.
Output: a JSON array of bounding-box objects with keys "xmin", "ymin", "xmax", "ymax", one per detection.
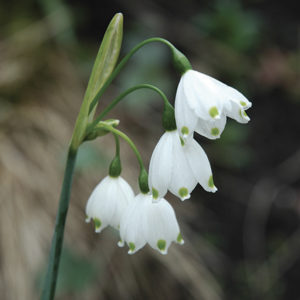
[
  {"xmin": 100, "ymin": 125, "xmax": 149, "ymax": 193},
  {"xmin": 101, "ymin": 124, "xmax": 145, "ymax": 170},
  {"xmin": 88, "ymin": 84, "xmax": 170, "ymax": 133},
  {"xmin": 88, "ymin": 37, "xmax": 179, "ymax": 114},
  {"xmin": 41, "ymin": 148, "xmax": 78, "ymax": 300},
  {"xmin": 113, "ymin": 133, "xmax": 120, "ymax": 156}
]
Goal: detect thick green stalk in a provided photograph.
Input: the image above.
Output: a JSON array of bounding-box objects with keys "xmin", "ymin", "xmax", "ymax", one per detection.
[
  {"xmin": 88, "ymin": 37, "xmax": 190, "ymax": 114},
  {"xmin": 41, "ymin": 148, "xmax": 78, "ymax": 300}
]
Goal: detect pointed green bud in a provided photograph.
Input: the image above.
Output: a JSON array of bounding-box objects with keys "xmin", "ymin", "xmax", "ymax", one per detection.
[
  {"xmin": 139, "ymin": 168, "xmax": 150, "ymax": 194},
  {"xmin": 162, "ymin": 102, "xmax": 177, "ymax": 131},
  {"xmin": 171, "ymin": 47, "xmax": 192, "ymax": 75},
  {"xmin": 109, "ymin": 155, "xmax": 122, "ymax": 177},
  {"xmin": 86, "ymin": 13, "xmax": 123, "ymax": 117},
  {"xmin": 70, "ymin": 13, "xmax": 123, "ymax": 150}
]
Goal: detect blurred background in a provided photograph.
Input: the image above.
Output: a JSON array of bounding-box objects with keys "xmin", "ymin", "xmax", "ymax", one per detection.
[{"xmin": 0, "ymin": 0, "xmax": 299, "ymax": 299}]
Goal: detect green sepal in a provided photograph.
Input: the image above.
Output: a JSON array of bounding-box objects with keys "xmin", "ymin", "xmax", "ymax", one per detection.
[
  {"xmin": 70, "ymin": 13, "xmax": 123, "ymax": 151},
  {"xmin": 109, "ymin": 155, "xmax": 122, "ymax": 177},
  {"xmin": 171, "ymin": 47, "xmax": 192, "ymax": 75},
  {"xmin": 139, "ymin": 168, "xmax": 150, "ymax": 194},
  {"xmin": 162, "ymin": 102, "xmax": 177, "ymax": 131},
  {"xmin": 84, "ymin": 119, "xmax": 120, "ymax": 141}
]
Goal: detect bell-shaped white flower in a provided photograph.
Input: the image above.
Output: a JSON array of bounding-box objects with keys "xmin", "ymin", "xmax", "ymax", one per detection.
[
  {"xmin": 148, "ymin": 130, "xmax": 217, "ymax": 201},
  {"xmin": 85, "ymin": 175, "xmax": 135, "ymax": 233},
  {"xmin": 118, "ymin": 193, "xmax": 184, "ymax": 255},
  {"xmin": 175, "ymin": 69, "xmax": 252, "ymax": 140}
]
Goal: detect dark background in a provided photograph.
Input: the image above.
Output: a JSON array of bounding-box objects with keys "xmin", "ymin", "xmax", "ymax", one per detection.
[{"xmin": 0, "ymin": 0, "xmax": 299, "ymax": 299}]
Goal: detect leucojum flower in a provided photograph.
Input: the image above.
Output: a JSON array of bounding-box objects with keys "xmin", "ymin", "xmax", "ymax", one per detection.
[
  {"xmin": 175, "ymin": 69, "xmax": 252, "ymax": 141},
  {"xmin": 118, "ymin": 193, "xmax": 183, "ymax": 255},
  {"xmin": 85, "ymin": 175, "xmax": 134, "ymax": 233},
  {"xmin": 148, "ymin": 130, "xmax": 217, "ymax": 201}
]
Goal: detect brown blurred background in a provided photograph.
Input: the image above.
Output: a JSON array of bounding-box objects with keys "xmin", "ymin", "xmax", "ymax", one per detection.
[{"xmin": 0, "ymin": 0, "xmax": 299, "ymax": 299}]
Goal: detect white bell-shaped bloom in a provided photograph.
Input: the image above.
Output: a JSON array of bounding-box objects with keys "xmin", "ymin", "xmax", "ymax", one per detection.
[
  {"xmin": 175, "ymin": 70, "xmax": 252, "ymax": 140},
  {"xmin": 85, "ymin": 176, "xmax": 134, "ymax": 233},
  {"xmin": 118, "ymin": 193, "xmax": 184, "ymax": 255},
  {"xmin": 148, "ymin": 130, "xmax": 217, "ymax": 201}
]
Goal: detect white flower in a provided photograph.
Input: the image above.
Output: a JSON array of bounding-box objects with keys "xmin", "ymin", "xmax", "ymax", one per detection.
[
  {"xmin": 118, "ymin": 193, "xmax": 183, "ymax": 255},
  {"xmin": 148, "ymin": 130, "xmax": 217, "ymax": 201},
  {"xmin": 175, "ymin": 69, "xmax": 252, "ymax": 140},
  {"xmin": 85, "ymin": 176, "xmax": 134, "ymax": 233}
]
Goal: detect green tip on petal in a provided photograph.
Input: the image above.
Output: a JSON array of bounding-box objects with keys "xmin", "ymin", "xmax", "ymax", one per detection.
[
  {"xmin": 152, "ymin": 187, "xmax": 159, "ymax": 199},
  {"xmin": 93, "ymin": 218, "xmax": 102, "ymax": 230},
  {"xmin": 209, "ymin": 106, "xmax": 219, "ymax": 118},
  {"xmin": 208, "ymin": 175, "xmax": 215, "ymax": 189},
  {"xmin": 240, "ymin": 101, "xmax": 247, "ymax": 107},
  {"xmin": 180, "ymin": 137, "xmax": 185, "ymax": 146},
  {"xmin": 211, "ymin": 127, "xmax": 220, "ymax": 136},
  {"xmin": 178, "ymin": 187, "xmax": 189, "ymax": 200},
  {"xmin": 181, "ymin": 126, "xmax": 189, "ymax": 136},
  {"xmin": 239, "ymin": 109, "xmax": 249, "ymax": 119},
  {"xmin": 128, "ymin": 242, "xmax": 136, "ymax": 252},
  {"xmin": 177, "ymin": 233, "xmax": 184, "ymax": 244},
  {"xmin": 157, "ymin": 239, "xmax": 166, "ymax": 251}
]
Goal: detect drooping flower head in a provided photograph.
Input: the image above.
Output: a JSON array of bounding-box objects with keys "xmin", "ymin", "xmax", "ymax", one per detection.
[
  {"xmin": 175, "ymin": 70, "xmax": 252, "ymax": 140},
  {"xmin": 85, "ymin": 175, "xmax": 135, "ymax": 233},
  {"xmin": 118, "ymin": 193, "xmax": 184, "ymax": 255},
  {"xmin": 148, "ymin": 130, "xmax": 217, "ymax": 201}
]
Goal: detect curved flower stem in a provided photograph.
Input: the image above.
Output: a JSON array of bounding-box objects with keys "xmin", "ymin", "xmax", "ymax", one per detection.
[
  {"xmin": 88, "ymin": 37, "xmax": 177, "ymax": 114},
  {"xmin": 100, "ymin": 124, "xmax": 145, "ymax": 171},
  {"xmin": 41, "ymin": 148, "xmax": 78, "ymax": 300},
  {"xmin": 87, "ymin": 84, "xmax": 170, "ymax": 135},
  {"xmin": 113, "ymin": 133, "xmax": 120, "ymax": 156}
]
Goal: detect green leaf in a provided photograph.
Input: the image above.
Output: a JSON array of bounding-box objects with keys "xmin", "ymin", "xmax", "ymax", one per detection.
[{"xmin": 70, "ymin": 13, "xmax": 123, "ymax": 151}]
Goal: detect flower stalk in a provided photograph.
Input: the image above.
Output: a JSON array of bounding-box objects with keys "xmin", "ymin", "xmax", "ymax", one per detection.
[{"xmin": 41, "ymin": 148, "xmax": 78, "ymax": 300}]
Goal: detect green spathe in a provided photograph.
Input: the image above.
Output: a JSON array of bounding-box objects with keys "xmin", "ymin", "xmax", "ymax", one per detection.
[{"xmin": 70, "ymin": 13, "xmax": 123, "ymax": 151}]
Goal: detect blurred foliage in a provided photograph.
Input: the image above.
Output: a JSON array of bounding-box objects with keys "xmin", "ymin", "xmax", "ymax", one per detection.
[{"xmin": 193, "ymin": 0, "xmax": 261, "ymax": 52}]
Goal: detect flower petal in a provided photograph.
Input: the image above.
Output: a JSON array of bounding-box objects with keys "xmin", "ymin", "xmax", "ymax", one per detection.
[
  {"xmin": 145, "ymin": 197, "xmax": 181, "ymax": 255},
  {"xmin": 148, "ymin": 132, "xmax": 174, "ymax": 200},
  {"xmin": 85, "ymin": 176, "xmax": 134, "ymax": 233},
  {"xmin": 175, "ymin": 77, "xmax": 198, "ymax": 140},
  {"xmin": 119, "ymin": 194, "xmax": 148, "ymax": 254},
  {"xmin": 109, "ymin": 177, "xmax": 135, "ymax": 229},
  {"xmin": 182, "ymin": 70, "xmax": 223, "ymax": 121},
  {"xmin": 183, "ymin": 139, "xmax": 217, "ymax": 193},
  {"xmin": 224, "ymin": 99, "xmax": 251, "ymax": 124},
  {"xmin": 168, "ymin": 131, "xmax": 197, "ymax": 200},
  {"xmin": 195, "ymin": 115, "xmax": 227, "ymax": 139}
]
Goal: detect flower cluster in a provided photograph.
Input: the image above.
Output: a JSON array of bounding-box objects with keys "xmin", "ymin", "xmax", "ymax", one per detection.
[{"xmin": 85, "ymin": 68, "xmax": 251, "ymax": 255}]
